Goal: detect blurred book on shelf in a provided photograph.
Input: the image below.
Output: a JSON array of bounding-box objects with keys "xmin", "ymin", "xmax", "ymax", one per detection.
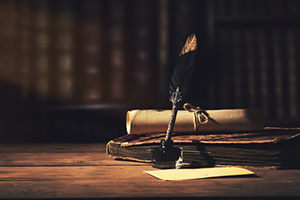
[
  {"xmin": 129, "ymin": 0, "xmax": 158, "ymax": 102},
  {"xmin": 15, "ymin": 0, "xmax": 33, "ymax": 105},
  {"xmin": 0, "ymin": 0, "xmax": 17, "ymax": 105},
  {"xmin": 33, "ymin": 0, "xmax": 51, "ymax": 104},
  {"xmin": 79, "ymin": 0, "xmax": 104, "ymax": 104},
  {"xmin": 52, "ymin": 0, "xmax": 76, "ymax": 104}
]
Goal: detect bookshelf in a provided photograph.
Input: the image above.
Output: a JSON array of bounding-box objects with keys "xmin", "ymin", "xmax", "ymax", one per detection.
[
  {"xmin": 1, "ymin": 0, "xmax": 300, "ymax": 142},
  {"xmin": 205, "ymin": 0, "xmax": 300, "ymax": 126}
]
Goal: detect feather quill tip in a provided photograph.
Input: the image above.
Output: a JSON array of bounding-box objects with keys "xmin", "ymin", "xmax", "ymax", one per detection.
[{"xmin": 179, "ymin": 33, "xmax": 197, "ymax": 56}]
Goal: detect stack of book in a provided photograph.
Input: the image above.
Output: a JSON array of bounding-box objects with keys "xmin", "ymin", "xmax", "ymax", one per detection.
[{"xmin": 106, "ymin": 127, "xmax": 300, "ymax": 169}]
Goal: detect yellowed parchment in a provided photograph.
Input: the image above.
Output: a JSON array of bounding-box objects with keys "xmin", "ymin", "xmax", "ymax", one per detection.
[
  {"xmin": 144, "ymin": 167, "xmax": 254, "ymax": 181},
  {"xmin": 126, "ymin": 109, "xmax": 264, "ymax": 134}
]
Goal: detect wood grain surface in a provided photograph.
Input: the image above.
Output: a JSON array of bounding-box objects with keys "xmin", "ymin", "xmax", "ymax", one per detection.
[{"xmin": 0, "ymin": 143, "xmax": 299, "ymax": 199}]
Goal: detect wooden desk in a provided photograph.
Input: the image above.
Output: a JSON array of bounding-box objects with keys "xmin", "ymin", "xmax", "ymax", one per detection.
[{"xmin": 0, "ymin": 143, "xmax": 299, "ymax": 199}]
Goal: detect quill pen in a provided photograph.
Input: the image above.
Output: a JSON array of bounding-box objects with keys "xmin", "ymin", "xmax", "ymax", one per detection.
[
  {"xmin": 151, "ymin": 33, "xmax": 197, "ymax": 168},
  {"xmin": 166, "ymin": 33, "xmax": 197, "ymax": 141}
]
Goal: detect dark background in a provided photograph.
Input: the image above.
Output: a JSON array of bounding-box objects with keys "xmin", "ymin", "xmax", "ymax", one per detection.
[{"xmin": 0, "ymin": 0, "xmax": 300, "ymax": 143}]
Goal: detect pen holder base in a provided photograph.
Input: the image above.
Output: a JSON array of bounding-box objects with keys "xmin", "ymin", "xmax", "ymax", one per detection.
[{"xmin": 151, "ymin": 140, "xmax": 183, "ymax": 169}]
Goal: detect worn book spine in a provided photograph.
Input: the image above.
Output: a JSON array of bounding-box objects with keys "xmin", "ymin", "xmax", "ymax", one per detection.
[
  {"xmin": 130, "ymin": 0, "xmax": 157, "ymax": 102},
  {"xmin": 245, "ymin": 29, "xmax": 256, "ymax": 108},
  {"xmin": 219, "ymin": 28, "xmax": 230, "ymax": 108},
  {"xmin": 0, "ymin": 0, "xmax": 17, "ymax": 105},
  {"xmin": 286, "ymin": 29, "xmax": 297, "ymax": 119},
  {"xmin": 80, "ymin": 0, "xmax": 104, "ymax": 103},
  {"xmin": 33, "ymin": 0, "xmax": 50, "ymax": 104},
  {"xmin": 158, "ymin": 0, "xmax": 169, "ymax": 97},
  {"xmin": 126, "ymin": 109, "xmax": 264, "ymax": 134},
  {"xmin": 15, "ymin": 0, "xmax": 32, "ymax": 104},
  {"xmin": 257, "ymin": 29, "xmax": 270, "ymax": 119},
  {"xmin": 107, "ymin": 0, "xmax": 126, "ymax": 101},
  {"xmin": 271, "ymin": 28, "xmax": 284, "ymax": 119},
  {"xmin": 52, "ymin": 0, "xmax": 75, "ymax": 104},
  {"xmin": 171, "ymin": 0, "xmax": 195, "ymax": 57},
  {"xmin": 232, "ymin": 29, "xmax": 242, "ymax": 108}
]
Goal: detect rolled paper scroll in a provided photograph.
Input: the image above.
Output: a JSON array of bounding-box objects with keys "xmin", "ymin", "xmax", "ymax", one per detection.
[{"xmin": 126, "ymin": 109, "xmax": 264, "ymax": 134}]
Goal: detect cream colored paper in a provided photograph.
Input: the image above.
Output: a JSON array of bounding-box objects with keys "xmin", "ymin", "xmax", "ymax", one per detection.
[
  {"xmin": 127, "ymin": 109, "xmax": 264, "ymax": 134},
  {"xmin": 144, "ymin": 167, "xmax": 254, "ymax": 181}
]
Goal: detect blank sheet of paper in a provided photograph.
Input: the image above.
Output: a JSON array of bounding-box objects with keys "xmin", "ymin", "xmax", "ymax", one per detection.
[{"xmin": 144, "ymin": 167, "xmax": 254, "ymax": 181}]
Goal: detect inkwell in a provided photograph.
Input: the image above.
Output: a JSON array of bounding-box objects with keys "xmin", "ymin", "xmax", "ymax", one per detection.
[{"xmin": 151, "ymin": 33, "xmax": 197, "ymax": 169}]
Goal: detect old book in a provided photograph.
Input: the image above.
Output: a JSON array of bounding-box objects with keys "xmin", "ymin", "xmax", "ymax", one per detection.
[
  {"xmin": 245, "ymin": 29, "xmax": 256, "ymax": 108},
  {"xmin": 171, "ymin": 0, "xmax": 196, "ymax": 57},
  {"xmin": 0, "ymin": 0, "xmax": 17, "ymax": 105},
  {"xmin": 158, "ymin": 0, "xmax": 169, "ymax": 97},
  {"xmin": 286, "ymin": 29, "xmax": 298, "ymax": 119},
  {"xmin": 33, "ymin": 0, "xmax": 50, "ymax": 104},
  {"xmin": 80, "ymin": 0, "xmax": 104, "ymax": 103},
  {"xmin": 52, "ymin": 0, "xmax": 75, "ymax": 103},
  {"xmin": 130, "ymin": 0, "xmax": 157, "ymax": 101},
  {"xmin": 107, "ymin": 0, "xmax": 127, "ymax": 101},
  {"xmin": 257, "ymin": 29, "xmax": 270, "ymax": 119},
  {"xmin": 15, "ymin": 0, "xmax": 33, "ymax": 105},
  {"xmin": 218, "ymin": 28, "xmax": 230, "ymax": 108},
  {"xmin": 106, "ymin": 127, "xmax": 300, "ymax": 169},
  {"xmin": 271, "ymin": 28, "xmax": 284, "ymax": 119},
  {"xmin": 232, "ymin": 29, "xmax": 243, "ymax": 108}
]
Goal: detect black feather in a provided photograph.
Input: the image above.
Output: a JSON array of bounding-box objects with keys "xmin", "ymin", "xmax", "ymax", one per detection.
[
  {"xmin": 169, "ymin": 49, "xmax": 197, "ymax": 100},
  {"xmin": 151, "ymin": 34, "xmax": 198, "ymax": 166},
  {"xmin": 164, "ymin": 34, "xmax": 197, "ymax": 143}
]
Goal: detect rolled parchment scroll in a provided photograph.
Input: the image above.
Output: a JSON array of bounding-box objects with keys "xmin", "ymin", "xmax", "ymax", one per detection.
[{"xmin": 126, "ymin": 109, "xmax": 264, "ymax": 134}]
